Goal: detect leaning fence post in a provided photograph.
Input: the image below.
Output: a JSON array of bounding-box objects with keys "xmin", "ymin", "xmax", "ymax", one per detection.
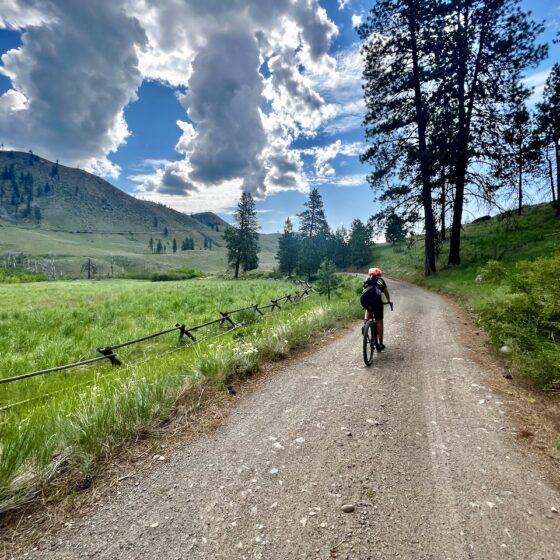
[
  {"xmin": 96, "ymin": 347, "xmax": 122, "ymax": 366},
  {"xmin": 253, "ymin": 304, "xmax": 263, "ymax": 316},
  {"xmin": 220, "ymin": 312, "xmax": 236, "ymax": 327},
  {"xmin": 176, "ymin": 323, "xmax": 196, "ymax": 342},
  {"xmin": 270, "ymin": 299, "xmax": 281, "ymax": 311}
]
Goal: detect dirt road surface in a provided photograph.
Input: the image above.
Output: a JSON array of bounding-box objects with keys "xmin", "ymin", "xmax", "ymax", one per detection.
[{"xmin": 19, "ymin": 280, "xmax": 560, "ymax": 559}]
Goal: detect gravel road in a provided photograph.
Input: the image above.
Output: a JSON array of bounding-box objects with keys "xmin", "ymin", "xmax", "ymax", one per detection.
[{"xmin": 21, "ymin": 280, "xmax": 560, "ymax": 559}]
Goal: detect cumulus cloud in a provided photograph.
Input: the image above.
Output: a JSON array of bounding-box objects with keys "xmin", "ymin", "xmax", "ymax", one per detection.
[
  {"xmin": 0, "ymin": 0, "xmax": 55, "ymax": 29},
  {"xmin": 0, "ymin": 0, "xmax": 146, "ymax": 176},
  {"xmin": 1, "ymin": 0, "xmax": 362, "ymax": 208},
  {"xmin": 302, "ymin": 140, "xmax": 364, "ymax": 178},
  {"xmin": 131, "ymin": 0, "xmax": 338, "ymax": 201},
  {"xmin": 307, "ymin": 44, "xmax": 366, "ymax": 135},
  {"xmin": 351, "ymin": 14, "xmax": 363, "ymax": 27}
]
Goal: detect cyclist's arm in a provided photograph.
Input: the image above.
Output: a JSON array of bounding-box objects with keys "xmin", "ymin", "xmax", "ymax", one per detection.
[{"xmin": 383, "ymin": 288, "xmax": 394, "ymax": 309}]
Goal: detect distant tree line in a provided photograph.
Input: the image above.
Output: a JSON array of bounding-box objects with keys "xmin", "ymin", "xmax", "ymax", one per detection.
[
  {"xmin": 222, "ymin": 188, "xmax": 377, "ymax": 280},
  {"xmin": 275, "ymin": 188, "xmax": 375, "ymax": 280}
]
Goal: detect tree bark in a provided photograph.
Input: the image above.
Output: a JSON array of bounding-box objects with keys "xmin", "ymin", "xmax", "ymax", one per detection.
[
  {"xmin": 234, "ymin": 249, "xmax": 241, "ymax": 279},
  {"xmin": 449, "ymin": 0, "xmax": 488, "ymax": 265},
  {"xmin": 408, "ymin": 4, "xmax": 437, "ymax": 275},
  {"xmin": 440, "ymin": 167, "xmax": 446, "ymax": 241},
  {"xmin": 517, "ymin": 157, "xmax": 523, "ymax": 216},
  {"xmin": 556, "ymin": 139, "xmax": 560, "ymax": 217},
  {"xmin": 546, "ymin": 144, "xmax": 557, "ymax": 208}
]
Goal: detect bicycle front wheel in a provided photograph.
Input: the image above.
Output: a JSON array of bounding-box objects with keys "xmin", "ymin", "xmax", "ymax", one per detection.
[{"xmin": 363, "ymin": 319, "xmax": 375, "ymax": 366}]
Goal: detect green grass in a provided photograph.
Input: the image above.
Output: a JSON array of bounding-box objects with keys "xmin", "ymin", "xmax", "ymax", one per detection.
[
  {"xmin": 0, "ymin": 223, "xmax": 280, "ymax": 278},
  {"xmin": 0, "ymin": 275, "xmax": 361, "ymax": 512},
  {"xmin": 374, "ymin": 204, "xmax": 560, "ymax": 387},
  {"xmin": 0, "ymin": 266, "xmax": 46, "ymax": 284}
]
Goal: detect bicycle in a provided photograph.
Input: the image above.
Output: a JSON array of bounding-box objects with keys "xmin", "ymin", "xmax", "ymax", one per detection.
[{"xmin": 362, "ymin": 302, "xmax": 393, "ymax": 366}]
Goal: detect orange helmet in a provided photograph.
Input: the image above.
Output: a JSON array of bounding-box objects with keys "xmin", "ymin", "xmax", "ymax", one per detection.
[{"xmin": 368, "ymin": 267, "xmax": 382, "ymax": 277}]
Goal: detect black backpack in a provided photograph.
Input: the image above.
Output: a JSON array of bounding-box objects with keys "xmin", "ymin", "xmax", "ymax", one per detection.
[{"xmin": 360, "ymin": 279, "xmax": 382, "ymax": 308}]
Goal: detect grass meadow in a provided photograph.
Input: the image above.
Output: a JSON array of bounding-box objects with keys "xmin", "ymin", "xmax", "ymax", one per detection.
[
  {"xmin": 375, "ymin": 204, "xmax": 560, "ymax": 388},
  {"xmin": 0, "ymin": 276, "xmax": 361, "ymax": 513},
  {"xmin": 0, "ymin": 222, "xmax": 280, "ymax": 278}
]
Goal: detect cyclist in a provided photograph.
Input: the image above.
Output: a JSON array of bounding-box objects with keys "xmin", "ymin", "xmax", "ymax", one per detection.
[{"xmin": 360, "ymin": 267, "xmax": 393, "ymax": 351}]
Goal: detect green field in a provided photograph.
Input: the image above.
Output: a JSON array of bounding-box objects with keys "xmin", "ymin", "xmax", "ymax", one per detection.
[
  {"xmin": 0, "ymin": 276, "xmax": 361, "ymax": 512},
  {"xmin": 0, "ymin": 222, "xmax": 280, "ymax": 277},
  {"xmin": 374, "ymin": 204, "xmax": 560, "ymax": 387}
]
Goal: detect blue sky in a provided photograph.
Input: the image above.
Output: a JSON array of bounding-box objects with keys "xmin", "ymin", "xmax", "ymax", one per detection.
[{"xmin": 0, "ymin": 0, "xmax": 559, "ymax": 233}]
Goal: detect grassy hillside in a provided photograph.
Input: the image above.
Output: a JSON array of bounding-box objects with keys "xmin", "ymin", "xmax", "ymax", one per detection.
[
  {"xmin": 373, "ymin": 204, "xmax": 560, "ymax": 387},
  {"xmin": 0, "ymin": 151, "xmax": 279, "ymax": 277}
]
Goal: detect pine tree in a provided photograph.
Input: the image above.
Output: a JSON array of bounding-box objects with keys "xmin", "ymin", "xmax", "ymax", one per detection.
[
  {"xmin": 297, "ymin": 188, "xmax": 330, "ymax": 280},
  {"xmin": 536, "ymin": 63, "xmax": 560, "ymax": 216},
  {"xmin": 156, "ymin": 239, "xmax": 163, "ymax": 254},
  {"xmin": 332, "ymin": 226, "xmax": 350, "ymax": 269},
  {"xmin": 81, "ymin": 258, "xmax": 97, "ymax": 280},
  {"xmin": 441, "ymin": 0, "xmax": 546, "ymax": 263},
  {"xmin": 149, "ymin": 237, "xmax": 154, "ymax": 253},
  {"xmin": 359, "ymin": 0, "xmax": 439, "ymax": 275},
  {"xmin": 172, "ymin": 238, "xmax": 177, "ymax": 253},
  {"xmin": 384, "ymin": 212, "xmax": 408, "ymax": 245},
  {"xmin": 359, "ymin": 0, "xmax": 546, "ymax": 269},
  {"xmin": 348, "ymin": 219, "xmax": 371, "ymax": 268},
  {"xmin": 276, "ymin": 217, "xmax": 299, "ymax": 276},
  {"xmin": 315, "ymin": 258, "xmax": 340, "ymax": 301},
  {"xmin": 499, "ymin": 83, "xmax": 541, "ymax": 216},
  {"xmin": 224, "ymin": 192, "xmax": 260, "ymax": 278}
]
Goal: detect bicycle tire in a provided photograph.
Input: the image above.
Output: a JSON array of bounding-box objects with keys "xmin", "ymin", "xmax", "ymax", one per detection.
[{"xmin": 363, "ymin": 319, "xmax": 375, "ymax": 366}]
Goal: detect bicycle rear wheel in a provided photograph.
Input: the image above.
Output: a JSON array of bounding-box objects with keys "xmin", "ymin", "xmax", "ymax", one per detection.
[{"xmin": 363, "ymin": 319, "xmax": 375, "ymax": 366}]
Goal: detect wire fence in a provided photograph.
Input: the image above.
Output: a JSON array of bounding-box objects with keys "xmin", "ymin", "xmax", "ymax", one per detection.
[{"xmin": 0, "ymin": 281, "xmax": 315, "ymax": 409}]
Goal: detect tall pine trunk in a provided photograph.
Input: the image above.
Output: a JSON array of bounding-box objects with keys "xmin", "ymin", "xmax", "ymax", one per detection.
[
  {"xmin": 517, "ymin": 154, "xmax": 523, "ymax": 216},
  {"xmin": 449, "ymin": 1, "xmax": 488, "ymax": 265},
  {"xmin": 234, "ymin": 249, "xmax": 241, "ymax": 279},
  {"xmin": 546, "ymin": 145, "xmax": 557, "ymax": 208},
  {"xmin": 449, "ymin": 155, "xmax": 467, "ymax": 265},
  {"xmin": 556, "ymin": 140, "xmax": 560, "ymax": 217},
  {"xmin": 408, "ymin": 5, "xmax": 437, "ymax": 275},
  {"xmin": 440, "ymin": 167, "xmax": 446, "ymax": 241}
]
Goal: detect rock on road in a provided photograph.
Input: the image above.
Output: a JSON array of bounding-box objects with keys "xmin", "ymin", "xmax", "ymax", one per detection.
[{"xmin": 22, "ymin": 280, "xmax": 560, "ymax": 559}]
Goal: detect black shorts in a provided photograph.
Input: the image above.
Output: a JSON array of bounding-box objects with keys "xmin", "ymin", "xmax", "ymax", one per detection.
[
  {"xmin": 360, "ymin": 293, "xmax": 384, "ymax": 320},
  {"xmin": 366, "ymin": 301, "xmax": 384, "ymax": 321}
]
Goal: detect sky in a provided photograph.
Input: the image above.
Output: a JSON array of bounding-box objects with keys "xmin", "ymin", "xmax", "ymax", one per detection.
[{"xmin": 0, "ymin": 0, "xmax": 559, "ymax": 233}]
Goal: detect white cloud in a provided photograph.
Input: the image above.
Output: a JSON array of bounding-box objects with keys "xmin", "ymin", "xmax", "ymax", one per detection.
[
  {"xmin": 312, "ymin": 173, "xmax": 367, "ymax": 188},
  {"xmin": 302, "ymin": 140, "xmax": 364, "ymax": 177},
  {"xmin": 306, "ymin": 44, "xmax": 365, "ymax": 136},
  {"xmin": 351, "ymin": 14, "xmax": 362, "ymax": 27},
  {"xmin": 131, "ymin": 0, "xmax": 339, "ymax": 199},
  {"xmin": 0, "ymin": 0, "xmax": 364, "ymax": 207},
  {"xmin": 0, "ymin": 0, "xmax": 146, "ymax": 177},
  {"xmin": 523, "ymin": 68, "xmax": 552, "ymax": 104},
  {"xmin": 0, "ymin": 0, "xmax": 56, "ymax": 29},
  {"xmin": 135, "ymin": 180, "xmax": 243, "ymax": 214}
]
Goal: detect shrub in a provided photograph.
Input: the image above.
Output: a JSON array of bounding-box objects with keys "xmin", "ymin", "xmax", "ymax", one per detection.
[
  {"xmin": 477, "ymin": 260, "xmax": 508, "ymax": 284},
  {"xmin": 0, "ymin": 266, "xmax": 47, "ymax": 284},
  {"xmin": 479, "ymin": 255, "xmax": 560, "ymax": 387}
]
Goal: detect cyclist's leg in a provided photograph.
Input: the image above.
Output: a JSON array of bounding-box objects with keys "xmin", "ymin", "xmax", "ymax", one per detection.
[
  {"xmin": 376, "ymin": 320, "xmax": 384, "ymax": 341},
  {"xmin": 372, "ymin": 302, "xmax": 385, "ymax": 348}
]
